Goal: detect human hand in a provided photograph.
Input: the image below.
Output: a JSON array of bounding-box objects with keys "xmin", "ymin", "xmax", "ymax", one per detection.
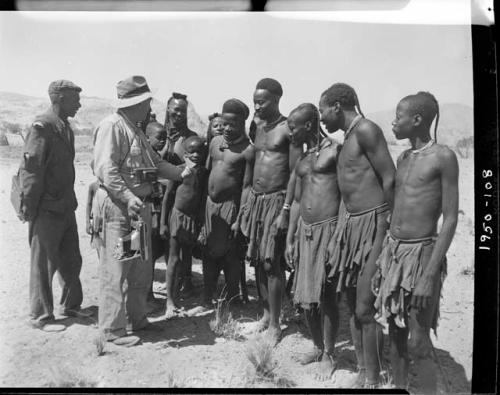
[
  {"xmin": 285, "ymin": 242, "xmax": 295, "ymax": 270},
  {"xmin": 160, "ymin": 223, "xmax": 169, "ymax": 240},
  {"xmin": 86, "ymin": 219, "xmax": 93, "ymax": 235},
  {"xmin": 127, "ymin": 196, "xmax": 144, "ymax": 219},
  {"xmin": 230, "ymin": 220, "xmax": 240, "ymax": 239},
  {"xmin": 410, "ymin": 274, "xmax": 435, "ymax": 311},
  {"xmin": 272, "ymin": 211, "xmax": 289, "ymax": 235},
  {"xmin": 184, "ymin": 156, "xmax": 196, "ymax": 169}
]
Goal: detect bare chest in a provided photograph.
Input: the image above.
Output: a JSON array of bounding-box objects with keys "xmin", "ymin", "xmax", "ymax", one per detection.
[
  {"xmin": 337, "ymin": 135, "xmax": 363, "ymax": 169},
  {"xmin": 254, "ymin": 126, "xmax": 288, "ymax": 154},
  {"xmin": 396, "ymin": 153, "xmax": 440, "ymax": 189}
]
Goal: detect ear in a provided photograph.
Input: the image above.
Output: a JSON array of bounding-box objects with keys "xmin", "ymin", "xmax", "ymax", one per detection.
[
  {"xmin": 413, "ymin": 114, "xmax": 423, "ymax": 127},
  {"xmin": 333, "ymin": 102, "xmax": 342, "ymax": 113},
  {"xmin": 304, "ymin": 120, "xmax": 312, "ymax": 131}
]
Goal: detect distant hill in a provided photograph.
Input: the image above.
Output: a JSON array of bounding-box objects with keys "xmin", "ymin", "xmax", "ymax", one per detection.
[
  {"xmin": 0, "ymin": 91, "xmax": 471, "ymax": 149},
  {"xmin": 0, "ymin": 91, "xmax": 208, "ymax": 138},
  {"xmin": 367, "ymin": 103, "xmax": 474, "ymax": 148}
]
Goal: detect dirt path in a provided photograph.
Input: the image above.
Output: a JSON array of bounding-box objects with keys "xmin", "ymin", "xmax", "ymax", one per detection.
[{"xmin": 0, "ymin": 145, "xmax": 473, "ymax": 391}]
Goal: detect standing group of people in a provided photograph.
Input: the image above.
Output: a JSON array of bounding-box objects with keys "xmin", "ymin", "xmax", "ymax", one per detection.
[{"xmin": 18, "ymin": 74, "xmax": 458, "ymax": 391}]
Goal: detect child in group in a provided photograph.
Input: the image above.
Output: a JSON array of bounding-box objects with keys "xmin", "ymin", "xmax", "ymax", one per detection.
[
  {"xmin": 144, "ymin": 121, "xmax": 169, "ymax": 305},
  {"xmin": 206, "ymin": 112, "xmax": 224, "ymax": 147},
  {"xmin": 161, "ymin": 135, "xmax": 208, "ymax": 318}
]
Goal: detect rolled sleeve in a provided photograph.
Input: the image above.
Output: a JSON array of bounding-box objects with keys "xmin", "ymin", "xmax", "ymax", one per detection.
[{"xmin": 93, "ymin": 120, "xmax": 136, "ymax": 205}]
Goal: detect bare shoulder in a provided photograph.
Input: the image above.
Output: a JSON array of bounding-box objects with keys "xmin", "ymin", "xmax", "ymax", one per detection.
[
  {"xmin": 355, "ymin": 118, "xmax": 385, "ymax": 146},
  {"xmin": 277, "ymin": 119, "xmax": 291, "ymax": 138},
  {"xmin": 434, "ymin": 143, "xmax": 459, "ymax": 169}
]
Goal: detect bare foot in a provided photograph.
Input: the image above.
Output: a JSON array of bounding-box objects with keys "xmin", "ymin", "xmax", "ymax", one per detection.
[
  {"xmin": 315, "ymin": 353, "xmax": 337, "ymax": 381},
  {"xmin": 164, "ymin": 303, "xmax": 177, "ymax": 320},
  {"xmin": 351, "ymin": 368, "xmax": 366, "ymax": 388},
  {"xmin": 293, "ymin": 347, "xmax": 323, "ymax": 365}
]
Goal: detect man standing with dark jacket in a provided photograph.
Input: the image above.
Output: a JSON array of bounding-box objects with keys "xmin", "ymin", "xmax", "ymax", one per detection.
[{"xmin": 19, "ymin": 80, "xmax": 84, "ymax": 332}]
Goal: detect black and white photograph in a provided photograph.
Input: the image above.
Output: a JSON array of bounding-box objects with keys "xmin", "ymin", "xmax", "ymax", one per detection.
[{"xmin": 0, "ymin": 0, "xmax": 493, "ymax": 392}]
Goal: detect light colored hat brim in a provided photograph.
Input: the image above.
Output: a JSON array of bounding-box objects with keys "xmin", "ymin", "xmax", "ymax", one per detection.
[{"xmin": 115, "ymin": 90, "xmax": 156, "ymax": 109}]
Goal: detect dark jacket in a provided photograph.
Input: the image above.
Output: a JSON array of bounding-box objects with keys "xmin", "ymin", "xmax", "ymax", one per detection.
[{"xmin": 19, "ymin": 108, "xmax": 78, "ymax": 220}]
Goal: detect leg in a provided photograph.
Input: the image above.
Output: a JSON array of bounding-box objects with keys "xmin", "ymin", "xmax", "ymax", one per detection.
[
  {"xmin": 165, "ymin": 237, "xmax": 181, "ymax": 318},
  {"xmin": 355, "ymin": 213, "xmax": 389, "ymax": 387},
  {"xmin": 264, "ymin": 262, "xmax": 285, "ymax": 343},
  {"xmin": 298, "ymin": 306, "xmax": 324, "ymax": 365},
  {"xmin": 408, "ymin": 311, "xmax": 437, "ymax": 394},
  {"xmin": 346, "ymin": 287, "xmax": 366, "ymax": 387},
  {"xmin": 237, "ymin": 235, "xmax": 249, "ymax": 303},
  {"xmin": 98, "ymin": 216, "xmax": 131, "ymax": 340},
  {"xmin": 407, "ymin": 272, "xmax": 442, "ymax": 394},
  {"xmin": 202, "ymin": 256, "xmax": 219, "ymax": 305},
  {"xmin": 28, "ymin": 212, "xmax": 62, "ymax": 323},
  {"xmin": 57, "ymin": 211, "xmax": 83, "ymax": 313},
  {"xmin": 180, "ymin": 246, "xmax": 194, "ymax": 297},
  {"xmin": 126, "ymin": 246, "xmax": 153, "ymax": 331},
  {"xmin": 222, "ymin": 249, "xmax": 241, "ymax": 303},
  {"xmin": 389, "ymin": 319, "xmax": 410, "ymax": 389},
  {"xmin": 317, "ymin": 280, "xmax": 340, "ymax": 381},
  {"xmin": 255, "ymin": 263, "xmax": 270, "ymax": 328}
]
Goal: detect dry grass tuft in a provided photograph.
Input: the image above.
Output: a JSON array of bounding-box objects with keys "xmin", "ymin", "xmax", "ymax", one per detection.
[
  {"xmin": 165, "ymin": 369, "xmax": 186, "ymax": 388},
  {"xmin": 93, "ymin": 332, "xmax": 106, "ymax": 357},
  {"xmin": 244, "ymin": 333, "xmax": 295, "ymax": 388},
  {"xmin": 209, "ymin": 294, "xmax": 243, "ymax": 341},
  {"xmin": 46, "ymin": 366, "xmax": 98, "ymax": 388}
]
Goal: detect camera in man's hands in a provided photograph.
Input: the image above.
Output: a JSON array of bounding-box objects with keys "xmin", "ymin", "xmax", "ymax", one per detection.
[{"xmin": 133, "ymin": 167, "xmax": 158, "ymax": 184}]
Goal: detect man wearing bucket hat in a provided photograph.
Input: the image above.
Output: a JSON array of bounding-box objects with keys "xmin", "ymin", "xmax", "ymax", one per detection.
[
  {"xmin": 92, "ymin": 75, "xmax": 195, "ymax": 347},
  {"xmin": 17, "ymin": 80, "xmax": 84, "ymax": 332}
]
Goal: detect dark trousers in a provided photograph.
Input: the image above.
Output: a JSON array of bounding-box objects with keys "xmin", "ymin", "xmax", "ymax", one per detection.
[{"xmin": 29, "ymin": 210, "xmax": 83, "ymax": 322}]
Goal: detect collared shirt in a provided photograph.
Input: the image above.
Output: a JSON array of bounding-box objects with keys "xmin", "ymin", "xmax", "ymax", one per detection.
[{"xmin": 93, "ymin": 112, "xmax": 161, "ymax": 205}]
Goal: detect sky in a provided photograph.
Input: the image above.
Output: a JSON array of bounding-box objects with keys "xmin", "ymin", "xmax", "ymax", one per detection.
[{"xmin": 0, "ymin": 10, "xmax": 473, "ymax": 117}]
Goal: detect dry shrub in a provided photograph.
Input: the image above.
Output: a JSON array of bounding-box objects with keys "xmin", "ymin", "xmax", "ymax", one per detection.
[
  {"xmin": 93, "ymin": 332, "xmax": 106, "ymax": 357},
  {"xmin": 209, "ymin": 298, "xmax": 243, "ymax": 341},
  {"xmin": 165, "ymin": 369, "xmax": 186, "ymax": 388},
  {"xmin": 46, "ymin": 366, "xmax": 98, "ymax": 388},
  {"xmin": 244, "ymin": 333, "xmax": 295, "ymax": 388}
]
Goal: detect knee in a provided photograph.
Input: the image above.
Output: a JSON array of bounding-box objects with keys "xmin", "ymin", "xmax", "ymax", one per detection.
[
  {"xmin": 355, "ymin": 303, "xmax": 375, "ymax": 325},
  {"xmin": 408, "ymin": 333, "xmax": 432, "ymax": 360},
  {"xmin": 262, "ymin": 260, "xmax": 274, "ymax": 275}
]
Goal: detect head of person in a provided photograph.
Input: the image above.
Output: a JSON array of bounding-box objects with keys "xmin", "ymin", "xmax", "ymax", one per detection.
[
  {"xmin": 48, "ymin": 80, "xmax": 82, "ymax": 119},
  {"xmin": 319, "ymin": 83, "xmax": 363, "ymax": 133},
  {"xmin": 146, "ymin": 121, "xmax": 167, "ymax": 152},
  {"xmin": 287, "ymin": 103, "xmax": 320, "ymax": 147},
  {"xmin": 221, "ymin": 99, "xmax": 250, "ymax": 142},
  {"xmin": 208, "ymin": 113, "xmax": 224, "ymax": 138},
  {"xmin": 392, "ymin": 91, "xmax": 440, "ymax": 141},
  {"xmin": 166, "ymin": 92, "xmax": 188, "ymax": 129},
  {"xmin": 253, "ymin": 78, "xmax": 283, "ymax": 121},
  {"xmin": 184, "ymin": 135, "xmax": 206, "ymax": 166},
  {"xmin": 115, "ymin": 75, "xmax": 153, "ymax": 126}
]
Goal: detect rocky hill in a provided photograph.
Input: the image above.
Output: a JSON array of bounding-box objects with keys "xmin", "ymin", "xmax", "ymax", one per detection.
[
  {"xmin": 0, "ymin": 91, "xmax": 208, "ymax": 140},
  {"xmin": 1, "ymin": 91, "xmax": 471, "ymax": 149}
]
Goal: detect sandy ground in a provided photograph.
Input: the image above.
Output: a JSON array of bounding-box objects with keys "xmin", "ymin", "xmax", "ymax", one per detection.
[{"xmin": 0, "ymin": 142, "xmax": 474, "ymax": 391}]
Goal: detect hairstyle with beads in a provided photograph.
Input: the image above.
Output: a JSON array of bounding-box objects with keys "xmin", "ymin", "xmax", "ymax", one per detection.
[
  {"xmin": 401, "ymin": 91, "xmax": 440, "ymax": 142},
  {"xmin": 321, "ymin": 83, "xmax": 365, "ymax": 118}
]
